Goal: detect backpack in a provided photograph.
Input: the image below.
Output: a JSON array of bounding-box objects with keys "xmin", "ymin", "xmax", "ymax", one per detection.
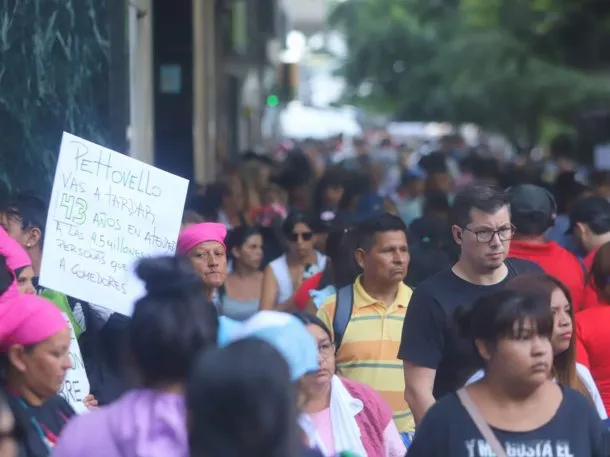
[{"xmin": 332, "ymin": 285, "xmax": 354, "ymax": 350}]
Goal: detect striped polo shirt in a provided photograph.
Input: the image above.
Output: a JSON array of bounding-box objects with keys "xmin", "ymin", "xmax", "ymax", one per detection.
[{"xmin": 317, "ymin": 276, "xmax": 414, "ymax": 433}]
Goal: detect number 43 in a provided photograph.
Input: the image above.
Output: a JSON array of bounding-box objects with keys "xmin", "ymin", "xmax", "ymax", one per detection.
[{"xmin": 60, "ymin": 193, "xmax": 88, "ymax": 225}]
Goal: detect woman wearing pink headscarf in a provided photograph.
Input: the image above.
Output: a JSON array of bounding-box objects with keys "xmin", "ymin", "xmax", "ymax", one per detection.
[
  {"xmin": 177, "ymin": 222, "xmax": 228, "ymax": 303},
  {"xmin": 0, "ymin": 227, "xmax": 35, "ymax": 295},
  {"xmin": 0, "ymin": 294, "xmax": 73, "ymax": 457}
]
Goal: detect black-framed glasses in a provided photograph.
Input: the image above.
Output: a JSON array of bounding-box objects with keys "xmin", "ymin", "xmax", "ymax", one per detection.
[
  {"xmin": 289, "ymin": 232, "xmax": 313, "ymax": 242},
  {"xmin": 463, "ymin": 225, "xmax": 515, "ymax": 243}
]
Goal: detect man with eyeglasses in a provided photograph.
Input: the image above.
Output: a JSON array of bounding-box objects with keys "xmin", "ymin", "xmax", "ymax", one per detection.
[{"xmin": 398, "ymin": 184, "xmax": 541, "ymax": 425}]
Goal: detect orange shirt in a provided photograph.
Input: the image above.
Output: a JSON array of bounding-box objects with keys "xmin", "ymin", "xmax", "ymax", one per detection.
[
  {"xmin": 509, "ymin": 240, "xmax": 585, "ymax": 310},
  {"xmin": 577, "ymin": 306, "xmax": 610, "ymax": 412}
]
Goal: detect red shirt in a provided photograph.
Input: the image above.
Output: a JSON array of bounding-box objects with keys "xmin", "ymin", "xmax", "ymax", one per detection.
[
  {"xmin": 577, "ymin": 306, "xmax": 610, "ymax": 412},
  {"xmin": 509, "ymin": 240, "xmax": 585, "ymax": 310},
  {"xmin": 293, "ymin": 272, "xmax": 323, "ymax": 310},
  {"xmin": 582, "ymin": 247, "xmax": 605, "ymax": 310}
]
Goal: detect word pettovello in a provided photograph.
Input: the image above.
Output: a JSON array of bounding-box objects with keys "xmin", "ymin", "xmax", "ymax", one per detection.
[{"xmin": 72, "ymin": 141, "xmax": 162, "ymax": 198}]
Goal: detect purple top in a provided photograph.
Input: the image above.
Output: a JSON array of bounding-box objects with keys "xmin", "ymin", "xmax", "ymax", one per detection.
[{"xmin": 52, "ymin": 389, "xmax": 187, "ymax": 457}]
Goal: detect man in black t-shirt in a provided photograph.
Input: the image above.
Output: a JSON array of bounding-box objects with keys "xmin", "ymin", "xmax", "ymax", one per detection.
[{"xmin": 398, "ymin": 184, "xmax": 541, "ymax": 425}]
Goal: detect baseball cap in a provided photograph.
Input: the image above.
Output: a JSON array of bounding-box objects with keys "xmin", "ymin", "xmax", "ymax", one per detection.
[
  {"xmin": 508, "ymin": 184, "xmax": 556, "ymax": 219},
  {"xmin": 566, "ymin": 196, "xmax": 610, "ymax": 234}
]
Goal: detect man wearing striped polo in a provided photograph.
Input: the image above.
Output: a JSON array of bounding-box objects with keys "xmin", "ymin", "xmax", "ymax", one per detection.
[{"xmin": 317, "ymin": 213, "xmax": 414, "ymax": 444}]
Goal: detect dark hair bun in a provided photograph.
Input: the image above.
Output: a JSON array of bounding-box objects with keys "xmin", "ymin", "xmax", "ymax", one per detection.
[{"xmin": 136, "ymin": 256, "xmax": 203, "ymax": 297}]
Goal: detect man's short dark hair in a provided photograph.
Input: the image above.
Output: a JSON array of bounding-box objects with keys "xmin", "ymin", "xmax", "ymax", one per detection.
[
  {"xmin": 451, "ymin": 184, "xmax": 510, "ymax": 228},
  {"xmin": 356, "ymin": 213, "xmax": 407, "ymax": 251}
]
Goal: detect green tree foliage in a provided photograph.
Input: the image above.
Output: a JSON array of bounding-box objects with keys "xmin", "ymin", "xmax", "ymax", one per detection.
[{"xmin": 330, "ymin": 0, "xmax": 610, "ymax": 145}]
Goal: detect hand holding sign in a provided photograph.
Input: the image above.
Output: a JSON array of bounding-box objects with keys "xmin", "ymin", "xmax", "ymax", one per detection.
[{"xmin": 57, "ymin": 313, "xmax": 90, "ymax": 414}]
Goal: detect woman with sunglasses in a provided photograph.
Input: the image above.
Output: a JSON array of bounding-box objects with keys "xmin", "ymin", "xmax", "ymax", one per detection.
[{"xmin": 260, "ymin": 212, "xmax": 327, "ymax": 311}]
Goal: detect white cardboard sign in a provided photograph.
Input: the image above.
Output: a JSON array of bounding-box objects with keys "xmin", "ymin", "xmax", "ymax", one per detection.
[
  {"xmin": 57, "ymin": 313, "xmax": 90, "ymax": 414},
  {"xmin": 40, "ymin": 132, "xmax": 189, "ymax": 315}
]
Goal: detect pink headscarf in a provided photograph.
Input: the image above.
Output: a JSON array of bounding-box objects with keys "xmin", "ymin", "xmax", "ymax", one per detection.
[
  {"xmin": 177, "ymin": 222, "xmax": 227, "ymax": 256},
  {"xmin": 0, "ymin": 226, "xmax": 31, "ymax": 272},
  {"xmin": 0, "ymin": 294, "xmax": 68, "ymax": 351}
]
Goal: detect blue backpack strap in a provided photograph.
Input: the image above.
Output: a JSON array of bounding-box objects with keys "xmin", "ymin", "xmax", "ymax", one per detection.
[{"xmin": 332, "ymin": 285, "xmax": 354, "ymax": 350}]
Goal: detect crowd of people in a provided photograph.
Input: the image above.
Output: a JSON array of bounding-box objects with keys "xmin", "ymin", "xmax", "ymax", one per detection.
[{"xmin": 2, "ymin": 136, "xmax": 610, "ymax": 456}]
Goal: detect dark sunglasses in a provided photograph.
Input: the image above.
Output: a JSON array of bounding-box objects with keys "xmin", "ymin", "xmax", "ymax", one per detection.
[{"xmin": 289, "ymin": 232, "xmax": 313, "ymax": 242}]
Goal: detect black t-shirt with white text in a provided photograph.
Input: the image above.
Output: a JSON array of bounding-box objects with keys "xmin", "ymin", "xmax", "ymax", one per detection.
[
  {"xmin": 398, "ymin": 258, "xmax": 542, "ymax": 398},
  {"xmin": 408, "ymin": 387, "xmax": 608, "ymax": 457}
]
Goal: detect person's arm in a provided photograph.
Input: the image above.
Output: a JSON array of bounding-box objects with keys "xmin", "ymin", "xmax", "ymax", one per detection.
[
  {"xmin": 398, "ymin": 288, "xmax": 445, "ymax": 425},
  {"xmin": 294, "ymin": 273, "xmax": 322, "ymax": 310},
  {"xmin": 403, "ymin": 363, "xmax": 436, "ymax": 425},
  {"xmin": 402, "ymin": 399, "xmax": 446, "ymax": 457},
  {"xmin": 259, "ymin": 265, "xmax": 278, "ymax": 310}
]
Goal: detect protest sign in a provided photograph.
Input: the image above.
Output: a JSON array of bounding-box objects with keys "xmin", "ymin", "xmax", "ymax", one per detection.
[
  {"xmin": 40, "ymin": 132, "xmax": 189, "ymax": 315},
  {"xmin": 57, "ymin": 313, "xmax": 90, "ymax": 414}
]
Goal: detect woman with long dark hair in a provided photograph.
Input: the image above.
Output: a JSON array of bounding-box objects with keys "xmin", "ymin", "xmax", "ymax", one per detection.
[
  {"xmin": 293, "ymin": 226, "xmax": 361, "ymax": 313},
  {"xmin": 409, "ymin": 289, "xmax": 607, "ymax": 456},
  {"xmin": 219, "ymin": 226, "xmax": 263, "ymax": 320},
  {"xmin": 260, "ymin": 212, "xmax": 326, "ymax": 311},
  {"xmin": 577, "ymin": 241, "xmax": 610, "ymax": 414},
  {"xmin": 466, "ymin": 273, "xmax": 607, "ymax": 418}
]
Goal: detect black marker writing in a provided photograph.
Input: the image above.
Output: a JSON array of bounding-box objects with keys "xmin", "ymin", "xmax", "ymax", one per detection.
[
  {"xmin": 92, "ymin": 212, "xmax": 122, "ymax": 231},
  {"xmin": 70, "ymin": 264, "xmax": 127, "ymax": 294},
  {"xmin": 56, "ymin": 239, "xmax": 106, "ymax": 265},
  {"xmin": 72, "ymin": 141, "xmax": 162, "ymax": 197},
  {"xmin": 104, "ymin": 186, "xmax": 156, "ymax": 224}
]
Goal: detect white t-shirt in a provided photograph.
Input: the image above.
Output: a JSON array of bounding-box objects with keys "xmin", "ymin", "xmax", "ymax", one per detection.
[{"xmin": 465, "ymin": 363, "xmax": 607, "ymax": 419}]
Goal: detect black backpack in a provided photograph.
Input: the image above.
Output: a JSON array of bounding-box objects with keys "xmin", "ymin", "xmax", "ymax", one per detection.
[{"xmin": 332, "ymin": 285, "xmax": 354, "ymax": 350}]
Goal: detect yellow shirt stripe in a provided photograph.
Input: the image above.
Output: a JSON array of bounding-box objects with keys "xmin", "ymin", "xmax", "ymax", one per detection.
[{"xmin": 317, "ymin": 276, "xmax": 414, "ymax": 433}]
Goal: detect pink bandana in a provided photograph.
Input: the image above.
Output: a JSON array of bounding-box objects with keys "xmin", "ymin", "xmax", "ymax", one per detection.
[{"xmin": 177, "ymin": 222, "xmax": 227, "ymax": 255}]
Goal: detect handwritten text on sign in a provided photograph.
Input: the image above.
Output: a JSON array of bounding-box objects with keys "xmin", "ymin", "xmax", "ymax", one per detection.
[
  {"xmin": 57, "ymin": 313, "xmax": 90, "ymax": 414},
  {"xmin": 40, "ymin": 132, "xmax": 189, "ymax": 315}
]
